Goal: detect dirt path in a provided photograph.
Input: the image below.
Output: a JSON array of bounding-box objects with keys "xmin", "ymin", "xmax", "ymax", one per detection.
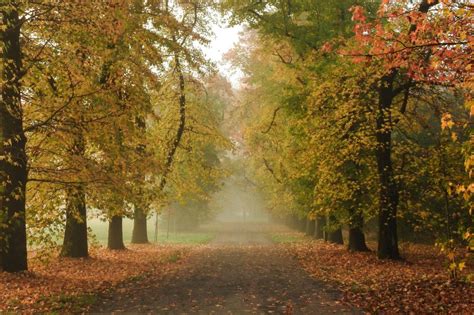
[{"xmin": 91, "ymin": 223, "xmax": 356, "ymax": 314}]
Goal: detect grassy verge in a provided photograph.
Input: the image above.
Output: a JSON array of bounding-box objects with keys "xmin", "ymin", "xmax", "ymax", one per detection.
[
  {"xmin": 35, "ymin": 293, "xmax": 98, "ymax": 313},
  {"xmin": 155, "ymin": 232, "xmax": 215, "ymax": 245},
  {"xmin": 88, "ymin": 218, "xmax": 214, "ymax": 245},
  {"xmin": 270, "ymin": 232, "xmax": 306, "ymax": 244}
]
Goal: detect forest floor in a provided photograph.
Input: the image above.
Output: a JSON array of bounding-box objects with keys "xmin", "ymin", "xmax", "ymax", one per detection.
[
  {"xmin": 280, "ymin": 233, "xmax": 474, "ymax": 313},
  {"xmin": 91, "ymin": 223, "xmax": 355, "ymax": 314},
  {"xmin": 0, "ymin": 244, "xmax": 191, "ymax": 313},
  {"xmin": 0, "ymin": 222, "xmax": 472, "ymax": 313}
]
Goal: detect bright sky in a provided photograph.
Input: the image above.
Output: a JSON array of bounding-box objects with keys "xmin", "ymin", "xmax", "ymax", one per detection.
[{"xmin": 204, "ymin": 23, "xmax": 244, "ymax": 88}]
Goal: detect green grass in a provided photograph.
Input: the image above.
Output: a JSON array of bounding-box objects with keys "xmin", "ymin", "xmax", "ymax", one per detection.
[
  {"xmin": 271, "ymin": 232, "xmax": 305, "ymax": 244},
  {"xmin": 88, "ymin": 218, "xmax": 153, "ymax": 245},
  {"xmin": 34, "ymin": 293, "xmax": 97, "ymax": 313},
  {"xmin": 162, "ymin": 251, "xmax": 183, "ymax": 263},
  {"xmin": 88, "ymin": 218, "xmax": 214, "ymax": 245},
  {"xmin": 155, "ymin": 232, "xmax": 214, "ymax": 244}
]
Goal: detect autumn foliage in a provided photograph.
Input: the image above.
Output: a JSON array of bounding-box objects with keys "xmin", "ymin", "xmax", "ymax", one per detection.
[
  {"xmin": 1, "ymin": 0, "xmax": 229, "ymax": 271},
  {"xmin": 222, "ymin": 0, "xmax": 472, "ymax": 278},
  {"xmin": 287, "ymin": 239, "xmax": 473, "ymax": 313},
  {"xmin": 0, "ymin": 0, "xmax": 473, "ymax": 312},
  {"xmin": 0, "ymin": 245, "xmax": 189, "ymax": 312}
]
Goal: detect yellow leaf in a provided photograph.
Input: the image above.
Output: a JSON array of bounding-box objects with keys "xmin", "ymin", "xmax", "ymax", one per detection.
[
  {"xmin": 447, "ymin": 252, "xmax": 455, "ymax": 261},
  {"xmin": 449, "ymin": 262, "xmax": 457, "ymax": 270}
]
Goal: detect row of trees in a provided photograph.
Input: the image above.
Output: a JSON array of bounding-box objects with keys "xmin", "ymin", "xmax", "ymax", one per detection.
[
  {"xmin": 1, "ymin": 0, "xmax": 230, "ymax": 272},
  {"xmin": 223, "ymin": 0, "xmax": 472, "ymax": 259}
]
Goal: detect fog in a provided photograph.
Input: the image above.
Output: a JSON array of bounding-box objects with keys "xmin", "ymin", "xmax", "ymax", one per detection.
[
  {"xmin": 86, "ymin": 170, "xmax": 273, "ymax": 246},
  {"xmin": 209, "ymin": 175, "xmax": 269, "ymax": 223}
]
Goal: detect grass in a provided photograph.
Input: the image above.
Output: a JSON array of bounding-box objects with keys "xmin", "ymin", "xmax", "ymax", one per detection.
[
  {"xmin": 88, "ymin": 218, "xmax": 214, "ymax": 245},
  {"xmin": 271, "ymin": 232, "xmax": 306, "ymax": 244},
  {"xmin": 35, "ymin": 293, "xmax": 97, "ymax": 313},
  {"xmin": 155, "ymin": 232, "xmax": 215, "ymax": 244},
  {"xmin": 162, "ymin": 251, "xmax": 183, "ymax": 263}
]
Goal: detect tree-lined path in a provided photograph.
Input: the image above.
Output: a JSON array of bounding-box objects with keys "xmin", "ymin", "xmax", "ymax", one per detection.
[
  {"xmin": 92, "ymin": 224, "xmax": 356, "ymax": 314},
  {"xmin": 1, "ymin": 0, "xmax": 472, "ymax": 313}
]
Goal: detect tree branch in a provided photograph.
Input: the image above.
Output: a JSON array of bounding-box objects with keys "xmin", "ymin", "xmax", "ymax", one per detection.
[{"xmin": 262, "ymin": 107, "xmax": 281, "ymax": 134}]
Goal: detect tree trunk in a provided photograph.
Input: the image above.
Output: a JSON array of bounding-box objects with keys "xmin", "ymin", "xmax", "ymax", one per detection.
[
  {"xmin": 154, "ymin": 212, "xmax": 159, "ymax": 242},
  {"xmin": 61, "ymin": 130, "xmax": 88, "ymax": 258},
  {"xmin": 305, "ymin": 218, "xmax": 315, "ymax": 236},
  {"xmin": 348, "ymin": 208, "xmax": 370, "ymax": 252},
  {"xmin": 374, "ymin": 0, "xmax": 437, "ymax": 260},
  {"xmin": 108, "ymin": 215, "xmax": 125, "ymax": 250},
  {"xmin": 327, "ymin": 216, "xmax": 343, "ymax": 245},
  {"xmin": 348, "ymin": 227, "xmax": 369, "ymax": 252},
  {"xmin": 323, "ymin": 220, "xmax": 329, "ymax": 241},
  {"xmin": 327, "ymin": 228, "xmax": 343, "ymax": 244},
  {"xmin": 61, "ymin": 185, "xmax": 88, "ymax": 257},
  {"xmin": 0, "ymin": 4, "xmax": 28, "ymax": 272},
  {"xmin": 131, "ymin": 206, "xmax": 148, "ymax": 244},
  {"xmin": 314, "ymin": 216, "xmax": 325, "ymax": 239},
  {"xmin": 376, "ymin": 73, "xmax": 400, "ymax": 260},
  {"xmin": 154, "ymin": 51, "xmax": 187, "ymax": 224}
]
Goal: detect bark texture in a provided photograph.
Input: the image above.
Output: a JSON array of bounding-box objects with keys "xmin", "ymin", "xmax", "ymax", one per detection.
[
  {"xmin": 108, "ymin": 215, "xmax": 125, "ymax": 250},
  {"xmin": 132, "ymin": 207, "xmax": 148, "ymax": 244},
  {"xmin": 0, "ymin": 3, "xmax": 28, "ymax": 272},
  {"xmin": 61, "ymin": 132, "xmax": 88, "ymax": 258},
  {"xmin": 348, "ymin": 207, "xmax": 369, "ymax": 252},
  {"xmin": 375, "ymin": 71, "xmax": 400, "ymax": 259},
  {"xmin": 61, "ymin": 185, "xmax": 88, "ymax": 257},
  {"xmin": 375, "ymin": 0, "xmax": 437, "ymax": 260}
]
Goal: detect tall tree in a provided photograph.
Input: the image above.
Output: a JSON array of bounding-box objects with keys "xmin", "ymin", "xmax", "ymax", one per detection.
[
  {"xmin": 0, "ymin": 1, "xmax": 28, "ymax": 272},
  {"xmin": 349, "ymin": 0, "xmax": 472, "ymax": 259}
]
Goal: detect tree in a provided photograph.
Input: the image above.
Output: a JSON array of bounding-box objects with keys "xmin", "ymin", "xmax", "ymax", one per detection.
[
  {"xmin": 224, "ymin": 0, "xmax": 471, "ymax": 260},
  {"xmin": 0, "ymin": 1, "xmax": 28, "ymax": 272},
  {"xmin": 348, "ymin": 0, "xmax": 472, "ymax": 259},
  {"xmin": 222, "ymin": 0, "xmax": 378, "ymax": 250}
]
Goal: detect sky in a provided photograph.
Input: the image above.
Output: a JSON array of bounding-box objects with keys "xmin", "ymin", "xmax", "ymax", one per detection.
[{"xmin": 204, "ymin": 23, "xmax": 244, "ymax": 88}]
